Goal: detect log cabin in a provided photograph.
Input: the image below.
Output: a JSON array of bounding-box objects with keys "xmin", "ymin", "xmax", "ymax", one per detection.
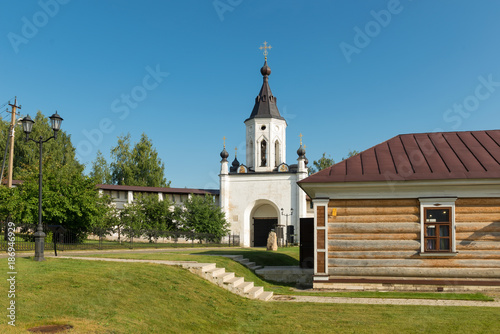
[{"xmin": 298, "ymin": 130, "xmax": 500, "ymax": 291}]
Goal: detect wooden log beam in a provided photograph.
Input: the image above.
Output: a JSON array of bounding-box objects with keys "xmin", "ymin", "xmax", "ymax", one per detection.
[
  {"xmin": 328, "ymin": 233, "xmax": 419, "ymax": 240},
  {"xmin": 328, "ymin": 240, "xmax": 419, "ymax": 251},
  {"xmin": 330, "ymin": 215, "xmax": 419, "ymax": 223},
  {"xmin": 328, "ymin": 258, "xmax": 500, "ymax": 268},
  {"xmin": 456, "ymin": 198, "xmax": 500, "ymax": 206},
  {"xmin": 328, "ymin": 251, "xmax": 418, "ymax": 259},
  {"xmin": 456, "ymin": 213, "xmax": 500, "ymax": 222},
  {"xmin": 456, "ymin": 206, "xmax": 500, "ymax": 214},
  {"xmin": 456, "ymin": 222, "xmax": 500, "ymax": 233},
  {"xmin": 456, "ymin": 232, "xmax": 500, "ymax": 241},
  {"xmin": 333, "ymin": 207, "xmax": 419, "ymax": 216},
  {"xmin": 328, "ymin": 267, "xmax": 500, "ymax": 278},
  {"xmin": 328, "ymin": 223, "xmax": 419, "ymax": 233},
  {"xmin": 456, "ymin": 241, "xmax": 500, "ymax": 250},
  {"xmin": 329, "ymin": 199, "xmax": 418, "ymax": 207}
]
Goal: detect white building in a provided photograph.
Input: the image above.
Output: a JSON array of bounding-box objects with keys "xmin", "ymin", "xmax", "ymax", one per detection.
[{"xmin": 219, "ymin": 59, "xmax": 311, "ymax": 247}]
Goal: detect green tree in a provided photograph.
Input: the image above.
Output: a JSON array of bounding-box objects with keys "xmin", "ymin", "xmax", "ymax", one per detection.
[
  {"xmin": 90, "ymin": 150, "xmax": 112, "ymax": 184},
  {"xmin": 110, "ymin": 133, "xmax": 169, "ymax": 187},
  {"xmin": 182, "ymin": 194, "xmax": 229, "ymax": 242},
  {"xmin": 120, "ymin": 200, "xmax": 145, "ymax": 241},
  {"xmin": 92, "ymin": 194, "xmax": 120, "ymax": 238},
  {"xmin": 136, "ymin": 194, "xmax": 179, "ymax": 242},
  {"xmin": 14, "ymin": 162, "xmax": 103, "ymax": 240},
  {"xmin": 13, "ymin": 111, "xmax": 81, "ymax": 178},
  {"xmin": 0, "ymin": 186, "xmax": 22, "ymax": 222},
  {"xmin": 342, "ymin": 150, "xmax": 360, "ymax": 160},
  {"xmin": 309, "ymin": 153, "xmax": 335, "ymax": 175},
  {"xmin": 0, "ymin": 111, "xmax": 110, "ymax": 240}
]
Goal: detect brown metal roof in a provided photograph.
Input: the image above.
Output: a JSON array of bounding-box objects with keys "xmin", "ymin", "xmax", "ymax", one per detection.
[
  {"xmin": 96, "ymin": 184, "xmax": 219, "ymax": 195},
  {"xmin": 300, "ymin": 130, "xmax": 500, "ymax": 183}
]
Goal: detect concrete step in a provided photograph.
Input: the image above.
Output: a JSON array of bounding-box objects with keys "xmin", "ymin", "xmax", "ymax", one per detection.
[
  {"xmin": 237, "ymin": 258, "xmax": 250, "ymax": 265},
  {"xmin": 225, "ymin": 276, "xmax": 244, "ymax": 287},
  {"xmin": 215, "ymin": 272, "xmax": 235, "ymax": 284},
  {"xmin": 257, "ymin": 291, "xmax": 274, "ymax": 301},
  {"xmin": 204, "ymin": 267, "xmax": 225, "ymax": 279},
  {"xmin": 248, "ymin": 264, "xmax": 262, "ymax": 271},
  {"xmin": 235, "ymin": 281, "xmax": 254, "ymax": 294},
  {"xmin": 219, "ymin": 255, "xmax": 244, "ymax": 261},
  {"xmin": 182, "ymin": 262, "xmax": 216, "ymax": 271},
  {"xmin": 246, "ymin": 286, "xmax": 264, "ymax": 299}
]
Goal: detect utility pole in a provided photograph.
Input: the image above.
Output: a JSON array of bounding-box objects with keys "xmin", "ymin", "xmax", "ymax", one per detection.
[{"xmin": 7, "ymin": 97, "xmax": 20, "ymax": 188}]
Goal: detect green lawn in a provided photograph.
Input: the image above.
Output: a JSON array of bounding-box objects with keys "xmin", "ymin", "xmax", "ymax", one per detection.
[
  {"xmin": 73, "ymin": 249, "xmax": 494, "ymax": 301},
  {"xmin": 194, "ymin": 247, "xmax": 300, "ymax": 266},
  {"xmin": 1, "ymin": 257, "xmax": 499, "ymax": 334}
]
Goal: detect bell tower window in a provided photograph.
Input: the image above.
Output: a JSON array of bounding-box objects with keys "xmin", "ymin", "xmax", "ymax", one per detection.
[
  {"xmin": 260, "ymin": 140, "xmax": 267, "ymax": 166},
  {"xmin": 275, "ymin": 140, "xmax": 280, "ymax": 167}
]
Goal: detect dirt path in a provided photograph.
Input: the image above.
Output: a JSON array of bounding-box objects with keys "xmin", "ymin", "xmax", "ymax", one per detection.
[{"xmin": 271, "ymin": 294, "xmax": 500, "ymax": 307}]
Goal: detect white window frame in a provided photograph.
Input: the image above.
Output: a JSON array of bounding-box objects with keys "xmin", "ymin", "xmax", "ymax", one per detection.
[{"xmin": 419, "ymin": 198, "xmax": 457, "ymax": 255}]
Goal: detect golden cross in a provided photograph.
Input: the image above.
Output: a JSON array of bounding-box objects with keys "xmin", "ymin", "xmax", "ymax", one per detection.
[
  {"xmin": 235, "ymin": 147, "xmax": 238, "ymax": 157},
  {"xmin": 299, "ymin": 133, "xmax": 303, "ymax": 146},
  {"xmin": 223, "ymin": 136, "xmax": 226, "ymax": 148},
  {"xmin": 259, "ymin": 41, "xmax": 272, "ymax": 60}
]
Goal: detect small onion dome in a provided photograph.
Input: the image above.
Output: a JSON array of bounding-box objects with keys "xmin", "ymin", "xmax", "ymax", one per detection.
[
  {"xmin": 230, "ymin": 157, "xmax": 240, "ymax": 172},
  {"xmin": 260, "ymin": 61, "xmax": 271, "ymax": 76},
  {"xmin": 297, "ymin": 145, "xmax": 306, "ymax": 158},
  {"xmin": 220, "ymin": 148, "xmax": 229, "ymax": 161},
  {"xmin": 304, "ymin": 156, "xmax": 309, "ymax": 165}
]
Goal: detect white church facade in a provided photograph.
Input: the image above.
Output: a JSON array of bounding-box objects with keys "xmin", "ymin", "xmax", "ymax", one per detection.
[{"xmin": 219, "ymin": 57, "xmax": 311, "ymax": 247}]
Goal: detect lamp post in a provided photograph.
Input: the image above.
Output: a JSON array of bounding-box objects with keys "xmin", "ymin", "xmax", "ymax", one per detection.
[
  {"xmin": 21, "ymin": 112, "xmax": 63, "ymax": 262},
  {"xmin": 280, "ymin": 208, "xmax": 293, "ymax": 247}
]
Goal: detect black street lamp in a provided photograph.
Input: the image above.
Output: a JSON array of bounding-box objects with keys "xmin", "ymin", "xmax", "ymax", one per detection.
[
  {"xmin": 21, "ymin": 112, "xmax": 63, "ymax": 261},
  {"xmin": 280, "ymin": 208, "xmax": 293, "ymax": 247}
]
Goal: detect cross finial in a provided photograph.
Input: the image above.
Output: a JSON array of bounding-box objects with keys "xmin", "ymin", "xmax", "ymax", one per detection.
[
  {"xmin": 259, "ymin": 41, "xmax": 272, "ymax": 60},
  {"xmin": 235, "ymin": 147, "xmax": 238, "ymax": 157},
  {"xmin": 223, "ymin": 136, "xmax": 226, "ymax": 149},
  {"xmin": 299, "ymin": 133, "xmax": 303, "ymax": 146}
]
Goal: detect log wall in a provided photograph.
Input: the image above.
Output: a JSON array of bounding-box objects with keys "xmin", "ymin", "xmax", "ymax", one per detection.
[{"xmin": 327, "ymin": 198, "xmax": 500, "ymax": 281}]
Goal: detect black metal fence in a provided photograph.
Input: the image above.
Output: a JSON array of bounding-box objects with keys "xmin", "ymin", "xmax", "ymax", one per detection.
[{"xmin": 0, "ymin": 221, "xmax": 240, "ymax": 253}]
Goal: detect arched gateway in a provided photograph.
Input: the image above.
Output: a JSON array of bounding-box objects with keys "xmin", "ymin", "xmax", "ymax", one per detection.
[{"xmin": 250, "ymin": 201, "xmax": 279, "ymax": 247}]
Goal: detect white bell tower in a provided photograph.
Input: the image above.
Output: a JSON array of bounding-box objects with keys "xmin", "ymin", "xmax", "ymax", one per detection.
[{"xmin": 244, "ymin": 54, "xmax": 287, "ymax": 172}]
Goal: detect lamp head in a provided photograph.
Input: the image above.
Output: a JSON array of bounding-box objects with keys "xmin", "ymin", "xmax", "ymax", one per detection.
[
  {"xmin": 49, "ymin": 111, "xmax": 63, "ymax": 138},
  {"xmin": 21, "ymin": 115, "xmax": 35, "ymax": 140}
]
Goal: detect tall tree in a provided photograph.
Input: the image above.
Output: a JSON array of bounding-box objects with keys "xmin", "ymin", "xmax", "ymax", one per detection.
[
  {"xmin": 110, "ymin": 133, "xmax": 134, "ymax": 185},
  {"xmin": 11, "ymin": 162, "xmax": 105, "ymax": 240},
  {"xmin": 135, "ymin": 193, "xmax": 179, "ymax": 242},
  {"xmin": 90, "ymin": 150, "xmax": 112, "ymax": 184},
  {"xmin": 182, "ymin": 194, "xmax": 229, "ymax": 241},
  {"xmin": 12, "ymin": 111, "xmax": 81, "ymax": 178},
  {"xmin": 110, "ymin": 133, "xmax": 169, "ymax": 187},
  {"xmin": 309, "ymin": 153, "xmax": 335, "ymax": 175}
]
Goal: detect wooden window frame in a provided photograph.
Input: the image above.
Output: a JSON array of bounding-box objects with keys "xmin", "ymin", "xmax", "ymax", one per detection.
[
  {"xmin": 419, "ymin": 198, "xmax": 457, "ymax": 255},
  {"xmin": 423, "ymin": 207, "xmax": 452, "ymax": 252}
]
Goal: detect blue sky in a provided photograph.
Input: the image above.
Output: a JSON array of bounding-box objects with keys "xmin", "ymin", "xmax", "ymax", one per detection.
[{"xmin": 2, "ymin": 0, "xmax": 500, "ymax": 189}]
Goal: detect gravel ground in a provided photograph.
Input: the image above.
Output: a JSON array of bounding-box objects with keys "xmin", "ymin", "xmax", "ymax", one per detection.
[{"xmin": 271, "ymin": 294, "xmax": 500, "ymax": 307}]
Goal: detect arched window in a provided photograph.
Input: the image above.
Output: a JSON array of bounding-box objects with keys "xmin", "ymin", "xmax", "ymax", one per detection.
[
  {"xmin": 275, "ymin": 140, "xmax": 280, "ymax": 167},
  {"xmin": 260, "ymin": 140, "xmax": 267, "ymax": 166}
]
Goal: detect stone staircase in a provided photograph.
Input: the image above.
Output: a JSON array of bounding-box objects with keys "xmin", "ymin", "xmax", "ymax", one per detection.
[
  {"xmin": 59, "ymin": 256, "xmax": 273, "ymax": 301},
  {"xmin": 216, "ymin": 254, "xmax": 263, "ymax": 271},
  {"xmin": 182, "ymin": 261, "xmax": 273, "ymax": 301}
]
